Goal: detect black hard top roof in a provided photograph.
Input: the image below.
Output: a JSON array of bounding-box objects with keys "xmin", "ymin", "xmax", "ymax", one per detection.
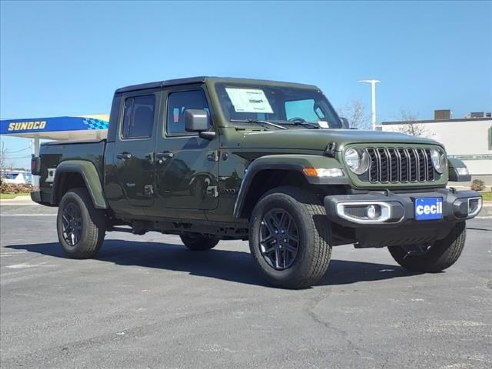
[{"xmin": 115, "ymin": 76, "xmax": 318, "ymax": 94}]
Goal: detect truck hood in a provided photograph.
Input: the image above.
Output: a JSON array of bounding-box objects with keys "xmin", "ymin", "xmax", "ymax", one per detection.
[{"xmin": 239, "ymin": 129, "xmax": 439, "ymax": 151}]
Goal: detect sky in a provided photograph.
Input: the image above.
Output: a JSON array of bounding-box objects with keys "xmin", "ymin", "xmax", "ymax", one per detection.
[{"xmin": 1, "ymin": 0, "xmax": 491, "ymax": 168}]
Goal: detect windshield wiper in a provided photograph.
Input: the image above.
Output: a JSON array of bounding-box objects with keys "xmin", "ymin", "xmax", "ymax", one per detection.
[
  {"xmin": 280, "ymin": 119, "xmax": 320, "ymax": 129},
  {"xmin": 230, "ymin": 119, "xmax": 287, "ymax": 130},
  {"xmin": 291, "ymin": 121, "xmax": 319, "ymax": 129}
]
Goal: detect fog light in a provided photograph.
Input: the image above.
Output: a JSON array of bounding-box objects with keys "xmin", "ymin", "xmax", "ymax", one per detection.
[
  {"xmin": 336, "ymin": 202, "xmax": 394, "ymax": 223},
  {"xmin": 367, "ymin": 205, "xmax": 378, "ymax": 219},
  {"xmin": 468, "ymin": 197, "xmax": 482, "ymax": 217}
]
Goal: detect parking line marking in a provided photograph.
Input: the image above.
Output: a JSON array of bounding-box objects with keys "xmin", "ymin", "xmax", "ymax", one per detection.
[
  {"xmin": 0, "ymin": 214, "xmax": 56, "ymax": 217},
  {"xmin": 5, "ymin": 262, "xmax": 56, "ymax": 269},
  {"xmin": 0, "ymin": 251, "xmax": 28, "ymax": 256}
]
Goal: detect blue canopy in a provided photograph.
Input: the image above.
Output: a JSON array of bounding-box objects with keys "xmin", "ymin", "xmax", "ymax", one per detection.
[{"xmin": 0, "ymin": 115, "xmax": 109, "ymax": 140}]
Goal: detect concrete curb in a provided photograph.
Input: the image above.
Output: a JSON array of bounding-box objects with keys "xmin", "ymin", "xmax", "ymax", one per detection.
[
  {"xmin": 479, "ymin": 203, "xmax": 492, "ymax": 217},
  {"xmin": 0, "ymin": 196, "xmax": 35, "ymax": 206}
]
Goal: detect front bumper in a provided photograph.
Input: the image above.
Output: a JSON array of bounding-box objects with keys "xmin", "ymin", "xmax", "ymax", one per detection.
[{"xmin": 324, "ymin": 188, "xmax": 482, "ymax": 248}]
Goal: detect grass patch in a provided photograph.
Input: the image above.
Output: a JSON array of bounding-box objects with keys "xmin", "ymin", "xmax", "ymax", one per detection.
[
  {"xmin": 0, "ymin": 192, "xmax": 31, "ymax": 200},
  {"xmin": 481, "ymin": 191, "xmax": 492, "ymax": 202}
]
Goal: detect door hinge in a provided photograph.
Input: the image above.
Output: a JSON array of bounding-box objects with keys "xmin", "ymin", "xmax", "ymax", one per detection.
[
  {"xmin": 206, "ymin": 186, "xmax": 218, "ymax": 198},
  {"xmin": 144, "ymin": 185, "xmax": 154, "ymax": 196},
  {"xmin": 207, "ymin": 150, "xmax": 219, "ymax": 162}
]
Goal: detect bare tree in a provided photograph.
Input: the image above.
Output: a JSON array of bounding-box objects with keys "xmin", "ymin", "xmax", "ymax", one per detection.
[
  {"xmin": 337, "ymin": 100, "xmax": 370, "ymax": 130},
  {"xmin": 0, "ymin": 141, "xmax": 10, "ymax": 175},
  {"xmin": 396, "ymin": 110, "xmax": 430, "ymax": 137}
]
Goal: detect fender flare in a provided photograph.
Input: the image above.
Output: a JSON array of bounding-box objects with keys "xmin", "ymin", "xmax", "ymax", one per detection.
[
  {"xmin": 233, "ymin": 154, "xmax": 348, "ymax": 218},
  {"xmin": 52, "ymin": 160, "xmax": 108, "ymax": 209}
]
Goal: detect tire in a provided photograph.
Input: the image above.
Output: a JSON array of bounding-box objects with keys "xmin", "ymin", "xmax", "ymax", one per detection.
[
  {"xmin": 180, "ymin": 233, "xmax": 219, "ymax": 251},
  {"xmin": 57, "ymin": 187, "xmax": 106, "ymax": 259},
  {"xmin": 249, "ymin": 186, "xmax": 332, "ymax": 289},
  {"xmin": 388, "ymin": 221, "xmax": 466, "ymax": 273}
]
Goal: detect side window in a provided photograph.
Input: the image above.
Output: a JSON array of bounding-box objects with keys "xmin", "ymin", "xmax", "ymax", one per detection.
[
  {"xmin": 121, "ymin": 95, "xmax": 155, "ymax": 139},
  {"xmin": 285, "ymin": 99, "xmax": 322, "ymax": 123},
  {"xmin": 166, "ymin": 90, "xmax": 210, "ymax": 135}
]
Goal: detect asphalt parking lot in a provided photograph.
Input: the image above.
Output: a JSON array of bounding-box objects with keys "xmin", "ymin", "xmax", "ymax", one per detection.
[{"xmin": 1, "ymin": 201, "xmax": 491, "ymax": 369}]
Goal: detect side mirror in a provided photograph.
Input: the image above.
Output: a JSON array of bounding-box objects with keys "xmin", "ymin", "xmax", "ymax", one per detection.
[
  {"xmin": 185, "ymin": 109, "xmax": 210, "ymax": 132},
  {"xmin": 340, "ymin": 117, "xmax": 350, "ymax": 129}
]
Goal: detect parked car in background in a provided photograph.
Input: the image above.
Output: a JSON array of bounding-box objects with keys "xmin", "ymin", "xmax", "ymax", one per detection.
[{"xmin": 1, "ymin": 170, "xmax": 31, "ymax": 184}]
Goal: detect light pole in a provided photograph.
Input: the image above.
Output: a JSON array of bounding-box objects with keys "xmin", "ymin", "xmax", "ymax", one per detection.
[{"xmin": 359, "ymin": 79, "xmax": 380, "ymax": 131}]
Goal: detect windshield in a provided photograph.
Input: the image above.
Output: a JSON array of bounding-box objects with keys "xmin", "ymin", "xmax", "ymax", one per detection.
[{"xmin": 215, "ymin": 83, "xmax": 343, "ymax": 129}]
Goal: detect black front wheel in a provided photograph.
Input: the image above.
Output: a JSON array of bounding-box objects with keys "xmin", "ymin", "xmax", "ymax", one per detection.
[
  {"xmin": 388, "ymin": 222, "xmax": 466, "ymax": 273},
  {"xmin": 249, "ymin": 186, "xmax": 332, "ymax": 289},
  {"xmin": 57, "ymin": 188, "xmax": 106, "ymax": 259}
]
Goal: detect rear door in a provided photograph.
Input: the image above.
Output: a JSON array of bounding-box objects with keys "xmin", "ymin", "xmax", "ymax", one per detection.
[{"xmin": 110, "ymin": 91, "xmax": 159, "ymax": 216}]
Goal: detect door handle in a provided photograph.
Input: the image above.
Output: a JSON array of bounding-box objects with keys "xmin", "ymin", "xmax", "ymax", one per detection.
[
  {"xmin": 155, "ymin": 151, "xmax": 174, "ymax": 165},
  {"xmin": 155, "ymin": 152, "xmax": 174, "ymax": 159},
  {"xmin": 116, "ymin": 152, "xmax": 132, "ymax": 160}
]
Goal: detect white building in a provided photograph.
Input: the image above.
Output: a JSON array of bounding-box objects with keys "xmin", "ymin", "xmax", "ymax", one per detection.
[{"xmin": 382, "ymin": 111, "xmax": 492, "ymax": 180}]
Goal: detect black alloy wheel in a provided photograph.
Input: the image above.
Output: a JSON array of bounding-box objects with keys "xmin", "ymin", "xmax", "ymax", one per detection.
[
  {"xmin": 249, "ymin": 186, "xmax": 332, "ymax": 289},
  {"xmin": 399, "ymin": 243, "xmax": 433, "ymax": 257},
  {"xmin": 180, "ymin": 232, "xmax": 219, "ymax": 251},
  {"xmin": 388, "ymin": 222, "xmax": 466, "ymax": 273},
  {"xmin": 57, "ymin": 187, "xmax": 106, "ymax": 259},
  {"xmin": 61, "ymin": 201, "xmax": 83, "ymax": 247},
  {"xmin": 259, "ymin": 208, "xmax": 299, "ymax": 270}
]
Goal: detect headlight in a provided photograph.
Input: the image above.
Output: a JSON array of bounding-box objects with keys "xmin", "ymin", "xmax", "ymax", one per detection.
[
  {"xmin": 344, "ymin": 148, "xmax": 370, "ymax": 175},
  {"xmin": 430, "ymin": 148, "xmax": 447, "ymax": 174}
]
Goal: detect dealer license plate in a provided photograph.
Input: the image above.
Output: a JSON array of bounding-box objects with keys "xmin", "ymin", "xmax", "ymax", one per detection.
[{"xmin": 415, "ymin": 197, "xmax": 443, "ymax": 221}]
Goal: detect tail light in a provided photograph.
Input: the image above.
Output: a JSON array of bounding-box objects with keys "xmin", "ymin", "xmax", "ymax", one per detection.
[{"xmin": 31, "ymin": 155, "xmax": 40, "ymax": 175}]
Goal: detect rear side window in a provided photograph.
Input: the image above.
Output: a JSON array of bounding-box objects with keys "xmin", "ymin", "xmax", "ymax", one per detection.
[
  {"xmin": 121, "ymin": 95, "xmax": 155, "ymax": 139},
  {"xmin": 166, "ymin": 90, "xmax": 210, "ymax": 135}
]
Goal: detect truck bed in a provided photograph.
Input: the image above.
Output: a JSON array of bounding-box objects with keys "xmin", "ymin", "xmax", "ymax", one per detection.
[{"xmin": 37, "ymin": 139, "xmax": 106, "ymax": 203}]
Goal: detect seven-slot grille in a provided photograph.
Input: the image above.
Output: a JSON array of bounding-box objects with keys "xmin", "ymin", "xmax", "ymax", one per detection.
[{"xmin": 364, "ymin": 147, "xmax": 436, "ymax": 183}]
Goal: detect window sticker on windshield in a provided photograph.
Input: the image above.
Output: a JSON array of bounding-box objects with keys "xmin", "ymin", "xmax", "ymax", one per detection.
[
  {"xmin": 318, "ymin": 120, "xmax": 329, "ymax": 128},
  {"xmin": 225, "ymin": 88, "xmax": 274, "ymax": 114}
]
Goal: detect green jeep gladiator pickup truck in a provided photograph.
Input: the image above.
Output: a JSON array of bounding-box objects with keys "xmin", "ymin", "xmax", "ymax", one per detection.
[{"xmin": 31, "ymin": 77, "xmax": 483, "ymax": 289}]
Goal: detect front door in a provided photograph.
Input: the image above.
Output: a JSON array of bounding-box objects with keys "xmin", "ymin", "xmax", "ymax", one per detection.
[
  {"xmin": 110, "ymin": 92, "xmax": 158, "ymax": 217},
  {"xmin": 149, "ymin": 86, "xmax": 219, "ymax": 219}
]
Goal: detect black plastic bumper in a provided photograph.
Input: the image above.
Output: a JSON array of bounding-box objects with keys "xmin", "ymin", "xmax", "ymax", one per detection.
[
  {"xmin": 324, "ymin": 189, "xmax": 482, "ymax": 247},
  {"xmin": 30, "ymin": 191, "xmax": 54, "ymax": 206},
  {"xmin": 31, "ymin": 191, "xmax": 42, "ymax": 204}
]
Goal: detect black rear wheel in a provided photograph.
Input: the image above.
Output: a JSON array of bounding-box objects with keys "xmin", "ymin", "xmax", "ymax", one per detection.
[
  {"xmin": 57, "ymin": 187, "xmax": 106, "ymax": 259},
  {"xmin": 180, "ymin": 233, "xmax": 219, "ymax": 251}
]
